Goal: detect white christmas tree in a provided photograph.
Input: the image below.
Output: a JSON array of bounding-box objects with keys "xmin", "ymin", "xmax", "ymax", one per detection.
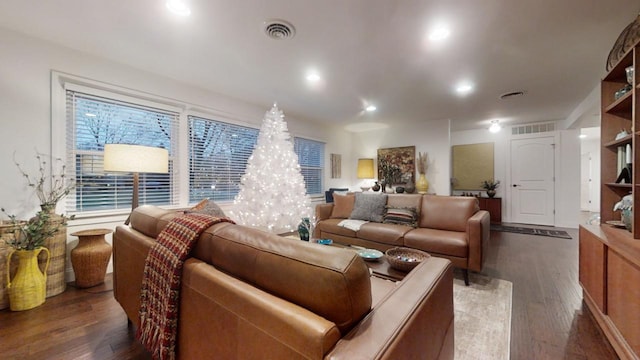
[{"xmin": 231, "ymin": 104, "xmax": 312, "ymax": 233}]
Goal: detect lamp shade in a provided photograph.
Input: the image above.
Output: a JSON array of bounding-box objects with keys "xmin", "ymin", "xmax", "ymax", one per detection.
[
  {"xmin": 103, "ymin": 144, "xmax": 168, "ymax": 173},
  {"xmin": 357, "ymin": 158, "xmax": 374, "ymax": 179}
]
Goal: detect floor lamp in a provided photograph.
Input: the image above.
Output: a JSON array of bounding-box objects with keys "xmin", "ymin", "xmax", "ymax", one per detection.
[{"xmin": 103, "ymin": 144, "xmax": 169, "ymax": 224}]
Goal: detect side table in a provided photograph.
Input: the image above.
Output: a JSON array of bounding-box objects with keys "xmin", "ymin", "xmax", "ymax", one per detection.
[{"xmin": 70, "ymin": 229, "xmax": 113, "ymax": 288}]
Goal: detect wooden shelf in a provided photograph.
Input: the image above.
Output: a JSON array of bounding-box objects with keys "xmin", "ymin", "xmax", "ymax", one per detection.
[
  {"xmin": 604, "ymin": 134, "xmax": 633, "ymax": 148},
  {"xmin": 604, "ymin": 90, "xmax": 633, "ymax": 116},
  {"xmin": 605, "ymin": 182, "xmax": 633, "ymax": 189}
]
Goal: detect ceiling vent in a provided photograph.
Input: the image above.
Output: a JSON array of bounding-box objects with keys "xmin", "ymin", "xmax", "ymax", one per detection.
[
  {"xmin": 264, "ymin": 20, "xmax": 296, "ymax": 40},
  {"xmin": 499, "ymin": 91, "xmax": 525, "ymax": 100},
  {"xmin": 512, "ymin": 122, "xmax": 555, "ymax": 135}
]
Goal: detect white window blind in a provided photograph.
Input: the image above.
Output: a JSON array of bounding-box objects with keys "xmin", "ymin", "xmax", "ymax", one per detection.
[
  {"xmin": 189, "ymin": 116, "xmax": 259, "ymax": 202},
  {"xmin": 65, "ymin": 90, "xmax": 179, "ymax": 213},
  {"xmin": 294, "ymin": 137, "xmax": 324, "ymax": 195}
]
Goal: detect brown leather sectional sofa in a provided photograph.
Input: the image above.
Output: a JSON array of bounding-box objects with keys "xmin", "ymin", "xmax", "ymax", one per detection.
[
  {"xmin": 314, "ymin": 194, "xmax": 490, "ymax": 285},
  {"xmin": 113, "ymin": 205, "xmax": 455, "ymax": 359}
]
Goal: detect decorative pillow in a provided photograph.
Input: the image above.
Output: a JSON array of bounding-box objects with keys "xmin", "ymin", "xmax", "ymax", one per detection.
[
  {"xmin": 186, "ymin": 198, "xmax": 227, "ymax": 218},
  {"xmin": 349, "ymin": 193, "xmax": 388, "ymax": 223},
  {"xmin": 330, "ymin": 193, "xmax": 356, "ymax": 219},
  {"xmin": 383, "ymin": 207, "xmax": 418, "ymax": 227}
]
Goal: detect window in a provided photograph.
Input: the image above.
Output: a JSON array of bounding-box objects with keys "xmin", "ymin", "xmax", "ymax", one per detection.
[
  {"xmin": 188, "ymin": 116, "xmax": 258, "ymax": 202},
  {"xmin": 189, "ymin": 116, "xmax": 325, "ymax": 201},
  {"xmin": 65, "ymin": 90, "xmax": 179, "ymax": 213},
  {"xmin": 294, "ymin": 137, "xmax": 325, "ymax": 195}
]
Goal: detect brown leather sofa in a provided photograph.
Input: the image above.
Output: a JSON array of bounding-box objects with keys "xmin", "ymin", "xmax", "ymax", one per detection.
[
  {"xmin": 314, "ymin": 194, "xmax": 490, "ymax": 285},
  {"xmin": 113, "ymin": 205, "xmax": 455, "ymax": 359}
]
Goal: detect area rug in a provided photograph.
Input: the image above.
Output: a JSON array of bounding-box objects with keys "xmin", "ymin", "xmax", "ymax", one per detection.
[
  {"xmin": 490, "ymin": 224, "xmax": 572, "ymax": 239},
  {"xmin": 454, "ymin": 273, "xmax": 512, "ymax": 360}
]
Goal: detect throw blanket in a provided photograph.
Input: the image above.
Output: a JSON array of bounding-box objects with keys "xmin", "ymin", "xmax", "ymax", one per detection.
[
  {"xmin": 136, "ymin": 213, "xmax": 234, "ymax": 360},
  {"xmin": 338, "ymin": 219, "xmax": 368, "ymax": 231}
]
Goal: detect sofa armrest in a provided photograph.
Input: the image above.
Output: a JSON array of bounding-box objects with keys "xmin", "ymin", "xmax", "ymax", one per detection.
[
  {"xmin": 316, "ymin": 203, "xmax": 334, "ymax": 221},
  {"xmin": 112, "ymin": 225, "xmax": 156, "ymax": 327},
  {"xmin": 466, "ymin": 210, "xmax": 490, "ymax": 272},
  {"xmin": 326, "ymin": 257, "xmax": 454, "ymax": 360}
]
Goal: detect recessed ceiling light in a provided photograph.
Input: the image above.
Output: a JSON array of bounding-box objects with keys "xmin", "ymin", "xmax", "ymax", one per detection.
[
  {"xmin": 428, "ymin": 26, "xmax": 450, "ymax": 41},
  {"xmin": 455, "ymin": 82, "xmax": 474, "ymax": 95},
  {"xmin": 166, "ymin": 0, "xmax": 191, "ymax": 16},
  {"xmin": 365, "ymin": 105, "xmax": 377, "ymax": 112},
  {"xmin": 306, "ymin": 72, "xmax": 321, "ymax": 82},
  {"xmin": 579, "ymin": 134, "xmax": 587, "ymax": 139}
]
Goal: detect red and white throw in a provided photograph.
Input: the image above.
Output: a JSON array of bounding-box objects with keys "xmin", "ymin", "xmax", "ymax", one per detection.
[{"xmin": 136, "ymin": 213, "xmax": 234, "ymax": 360}]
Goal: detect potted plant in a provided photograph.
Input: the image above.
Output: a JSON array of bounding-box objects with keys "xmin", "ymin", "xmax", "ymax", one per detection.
[
  {"xmin": 481, "ymin": 179, "xmax": 500, "ymax": 198},
  {"xmin": 1, "ymin": 209, "xmax": 64, "ymax": 311},
  {"xmin": 10, "ymin": 151, "xmax": 75, "ymax": 297}
]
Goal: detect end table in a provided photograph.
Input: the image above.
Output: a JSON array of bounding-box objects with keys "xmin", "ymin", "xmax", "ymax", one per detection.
[{"xmin": 70, "ymin": 229, "xmax": 113, "ymax": 288}]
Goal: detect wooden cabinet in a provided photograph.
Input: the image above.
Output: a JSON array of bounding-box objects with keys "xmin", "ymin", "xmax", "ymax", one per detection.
[
  {"xmin": 580, "ymin": 225, "xmax": 640, "ymax": 359},
  {"xmin": 579, "ymin": 42, "xmax": 640, "ymax": 359},
  {"xmin": 477, "ymin": 197, "xmax": 501, "ymax": 224}
]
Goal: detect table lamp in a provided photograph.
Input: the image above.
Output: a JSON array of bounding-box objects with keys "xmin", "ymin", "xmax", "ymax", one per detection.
[
  {"xmin": 103, "ymin": 144, "xmax": 169, "ymax": 224},
  {"xmin": 357, "ymin": 158, "xmax": 374, "ymax": 192}
]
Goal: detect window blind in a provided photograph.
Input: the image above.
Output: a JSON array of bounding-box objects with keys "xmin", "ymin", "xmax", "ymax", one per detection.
[
  {"xmin": 65, "ymin": 90, "xmax": 179, "ymax": 213},
  {"xmin": 188, "ymin": 116, "xmax": 259, "ymax": 202},
  {"xmin": 294, "ymin": 137, "xmax": 325, "ymax": 195}
]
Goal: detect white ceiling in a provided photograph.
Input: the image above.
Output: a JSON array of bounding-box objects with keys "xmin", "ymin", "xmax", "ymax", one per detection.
[{"xmin": 0, "ymin": 0, "xmax": 637, "ymax": 131}]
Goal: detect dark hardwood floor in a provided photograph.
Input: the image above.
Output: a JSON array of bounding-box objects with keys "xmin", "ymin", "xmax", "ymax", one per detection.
[{"xmin": 0, "ymin": 226, "xmax": 617, "ymax": 359}]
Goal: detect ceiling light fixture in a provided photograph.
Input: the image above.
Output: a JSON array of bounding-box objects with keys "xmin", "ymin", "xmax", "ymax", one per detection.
[
  {"xmin": 579, "ymin": 134, "xmax": 587, "ymax": 139},
  {"xmin": 306, "ymin": 72, "xmax": 320, "ymax": 82},
  {"xmin": 166, "ymin": 0, "xmax": 191, "ymax": 16},
  {"xmin": 455, "ymin": 82, "xmax": 474, "ymax": 95},
  {"xmin": 489, "ymin": 120, "xmax": 501, "ymax": 133},
  {"xmin": 365, "ymin": 105, "xmax": 377, "ymax": 112},
  {"xmin": 429, "ymin": 25, "xmax": 450, "ymax": 41}
]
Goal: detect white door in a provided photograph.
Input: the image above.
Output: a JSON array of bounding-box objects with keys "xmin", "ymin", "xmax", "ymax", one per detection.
[{"xmin": 510, "ymin": 136, "xmax": 555, "ymax": 225}]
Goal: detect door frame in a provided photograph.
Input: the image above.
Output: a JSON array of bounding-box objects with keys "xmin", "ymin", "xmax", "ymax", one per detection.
[{"xmin": 505, "ymin": 131, "xmax": 559, "ymax": 225}]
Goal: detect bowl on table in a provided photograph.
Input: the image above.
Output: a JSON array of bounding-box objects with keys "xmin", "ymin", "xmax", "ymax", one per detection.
[{"xmin": 385, "ymin": 247, "xmax": 430, "ymax": 272}]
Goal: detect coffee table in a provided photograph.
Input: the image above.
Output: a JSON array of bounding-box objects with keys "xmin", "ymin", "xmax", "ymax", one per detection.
[{"xmin": 282, "ymin": 234, "xmax": 411, "ymax": 281}]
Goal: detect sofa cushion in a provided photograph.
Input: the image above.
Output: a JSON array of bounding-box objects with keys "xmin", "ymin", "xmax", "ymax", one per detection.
[
  {"xmin": 357, "ymin": 222, "xmax": 411, "ymax": 246},
  {"xmin": 316, "ymin": 218, "xmax": 358, "ymax": 237},
  {"xmin": 387, "ymin": 194, "xmax": 423, "ymax": 216},
  {"xmin": 419, "ymin": 195, "xmax": 478, "ymax": 232},
  {"xmin": 192, "ymin": 223, "xmax": 372, "ymax": 334},
  {"xmin": 383, "ymin": 207, "xmax": 418, "ymax": 227},
  {"xmin": 404, "ymin": 227, "xmax": 468, "ymax": 258},
  {"xmin": 349, "ymin": 193, "xmax": 387, "ymax": 222},
  {"xmin": 331, "ymin": 194, "xmax": 355, "ymax": 219}
]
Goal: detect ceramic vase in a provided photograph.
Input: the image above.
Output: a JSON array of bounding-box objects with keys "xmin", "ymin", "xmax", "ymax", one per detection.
[
  {"xmin": 7, "ymin": 247, "xmax": 50, "ymax": 311},
  {"xmin": 416, "ymin": 174, "xmax": 429, "ymax": 194},
  {"xmin": 486, "ymin": 190, "xmax": 496, "ymax": 198}
]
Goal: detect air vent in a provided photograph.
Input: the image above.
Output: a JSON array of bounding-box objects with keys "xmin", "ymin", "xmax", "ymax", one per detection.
[
  {"xmin": 264, "ymin": 20, "xmax": 296, "ymax": 40},
  {"xmin": 500, "ymin": 91, "xmax": 525, "ymax": 99},
  {"xmin": 512, "ymin": 122, "xmax": 555, "ymax": 135}
]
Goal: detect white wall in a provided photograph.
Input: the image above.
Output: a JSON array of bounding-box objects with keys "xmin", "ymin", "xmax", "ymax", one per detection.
[
  {"xmin": 350, "ymin": 120, "xmax": 451, "ymax": 195},
  {"xmin": 0, "ymin": 27, "xmax": 347, "ymax": 280},
  {"xmin": 451, "ymin": 127, "xmax": 582, "ymax": 227},
  {"xmin": 580, "ymin": 134, "xmax": 601, "ymax": 213}
]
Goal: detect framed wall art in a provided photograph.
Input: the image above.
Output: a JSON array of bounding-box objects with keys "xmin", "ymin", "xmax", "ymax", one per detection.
[
  {"xmin": 377, "ymin": 146, "xmax": 416, "ymax": 185},
  {"xmin": 451, "ymin": 142, "xmax": 494, "ymax": 190},
  {"xmin": 330, "ymin": 153, "xmax": 341, "ymax": 178}
]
